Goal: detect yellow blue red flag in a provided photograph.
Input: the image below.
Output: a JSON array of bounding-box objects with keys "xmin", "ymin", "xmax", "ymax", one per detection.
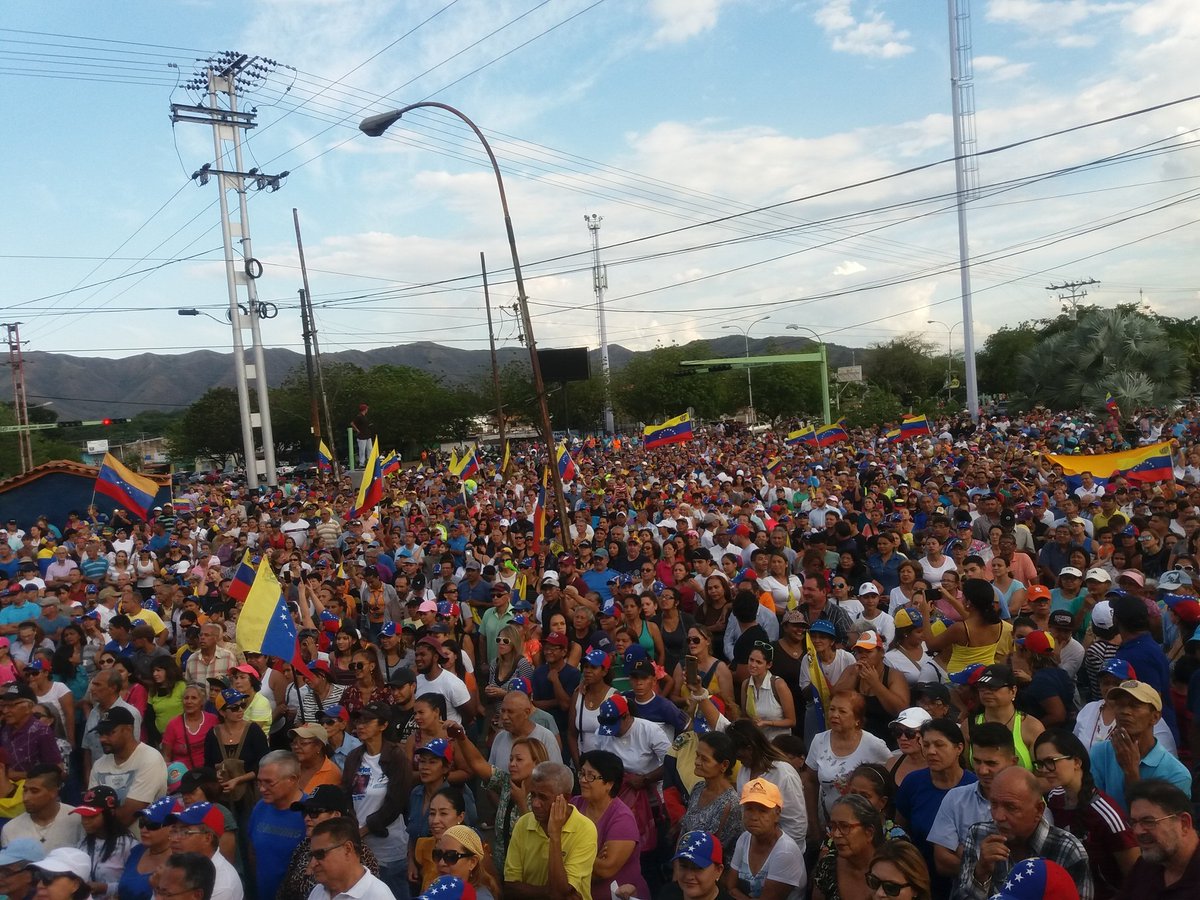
[
  {"xmin": 95, "ymin": 454, "xmax": 159, "ymax": 520},
  {"xmin": 1046, "ymin": 440, "xmax": 1174, "ymax": 482},
  {"xmin": 643, "ymin": 413, "xmax": 694, "ymax": 449}
]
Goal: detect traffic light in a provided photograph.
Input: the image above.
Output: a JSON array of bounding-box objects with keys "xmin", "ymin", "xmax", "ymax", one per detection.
[{"xmin": 100, "ymin": 418, "xmax": 131, "ymax": 426}]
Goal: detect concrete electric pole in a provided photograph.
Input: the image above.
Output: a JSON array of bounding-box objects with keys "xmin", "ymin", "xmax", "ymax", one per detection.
[
  {"xmin": 1045, "ymin": 279, "xmax": 1099, "ymax": 320},
  {"xmin": 171, "ymin": 52, "xmax": 287, "ymax": 488},
  {"xmin": 585, "ymin": 214, "xmax": 614, "ymax": 434}
]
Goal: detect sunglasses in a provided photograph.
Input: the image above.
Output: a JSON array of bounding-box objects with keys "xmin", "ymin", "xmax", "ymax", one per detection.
[
  {"xmin": 350, "ymin": 662, "xmax": 368, "ymax": 671},
  {"xmin": 865, "ymin": 873, "xmax": 911, "ymax": 897},
  {"xmin": 687, "ymin": 636, "xmax": 703, "ymax": 644},
  {"xmin": 431, "ymin": 848, "xmax": 476, "ymax": 863},
  {"xmin": 224, "ymin": 703, "xmax": 247, "ymax": 713},
  {"xmin": 890, "ymin": 726, "xmax": 920, "ymax": 740},
  {"xmin": 309, "ymin": 841, "xmax": 351, "ymax": 861}
]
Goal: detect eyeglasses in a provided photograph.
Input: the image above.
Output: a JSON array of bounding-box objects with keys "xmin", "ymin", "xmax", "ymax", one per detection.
[
  {"xmin": 350, "ymin": 662, "xmax": 367, "ymax": 671},
  {"xmin": 1177, "ymin": 564, "xmax": 1195, "ymax": 572},
  {"xmin": 866, "ymin": 873, "xmax": 911, "ymax": 897},
  {"xmin": 171, "ymin": 827, "xmax": 207, "ymax": 837},
  {"xmin": 1130, "ymin": 813, "xmax": 1179, "ymax": 831},
  {"xmin": 309, "ymin": 841, "xmax": 352, "ymax": 861},
  {"xmin": 827, "ymin": 821, "xmax": 864, "ymax": 835},
  {"xmin": 1031, "ymin": 754, "xmax": 1072, "ymax": 773},
  {"xmin": 443, "ymin": 588, "xmax": 458, "ymax": 594},
  {"xmin": 140, "ymin": 821, "xmax": 166, "ymax": 831},
  {"xmin": 431, "ymin": 848, "xmax": 476, "ymax": 863},
  {"xmin": 831, "ymin": 582, "xmax": 847, "ymax": 589},
  {"xmin": 578, "ymin": 769, "xmax": 601, "ymax": 783}
]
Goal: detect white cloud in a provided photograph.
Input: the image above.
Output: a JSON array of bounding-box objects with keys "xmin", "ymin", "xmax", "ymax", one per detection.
[
  {"xmin": 973, "ymin": 55, "xmax": 1032, "ymax": 81},
  {"xmin": 648, "ymin": 0, "xmax": 729, "ymax": 45},
  {"xmin": 813, "ymin": 0, "xmax": 913, "ymax": 59},
  {"xmin": 833, "ymin": 260, "xmax": 866, "ymax": 276},
  {"xmin": 986, "ymin": 0, "xmax": 1135, "ymax": 45}
]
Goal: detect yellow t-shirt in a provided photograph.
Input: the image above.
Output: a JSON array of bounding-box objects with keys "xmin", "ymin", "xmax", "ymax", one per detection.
[
  {"xmin": 504, "ymin": 807, "xmax": 598, "ymax": 900},
  {"xmin": 122, "ymin": 605, "xmax": 167, "ymax": 637}
]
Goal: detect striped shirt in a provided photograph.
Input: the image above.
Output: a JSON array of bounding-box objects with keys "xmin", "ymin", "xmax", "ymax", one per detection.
[{"xmin": 1047, "ymin": 786, "xmax": 1137, "ymax": 900}]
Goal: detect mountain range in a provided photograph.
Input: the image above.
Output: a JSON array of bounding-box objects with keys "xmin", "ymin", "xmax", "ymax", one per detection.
[{"xmin": 12, "ymin": 335, "xmax": 863, "ymax": 420}]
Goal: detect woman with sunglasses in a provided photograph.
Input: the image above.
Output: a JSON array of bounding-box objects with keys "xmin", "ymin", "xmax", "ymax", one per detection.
[
  {"xmin": 885, "ymin": 709, "xmax": 930, "ymax": 789},
  {"xmin": 674, "ymin": 624, "xmax": 735, "ymax": 713},
  {"xmin": 811, "ymin": 793, "xmax": 885, "ymax": 900},
  {"xmin": 434, "ymin": 823, "xmax": 501, "ymax": 900},
  {"xmin": 866, "ymin": 841, "xmax": 931, "ymax": 900},
  {"xmin": 1031, "ymin": 728, "xmax": 1137, "ymax": 898},
  {"xmin": 340, "ymin": 648, "xmax": 388, "ymax": 715},
  {"xmin": 411, "ymin": 784, "xmax": 470, "ymax": 890},
  {"xmin": 115, "ymin": 795, "xmax": 175, "ymax": 900},
  {"xmin": 203, "ymin": 687, "xmax": 269, "ymax": 815},
  {"xmin": 742, "ymin": 643, "xmax": 796, "ymax": 742}
]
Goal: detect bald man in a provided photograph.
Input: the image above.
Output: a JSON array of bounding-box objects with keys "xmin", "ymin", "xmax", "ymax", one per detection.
[
  {"xmin": 489, "ymin": 690, "xmax": 562, "ymax": 767},
  {"xmin": 953, "ymin": 766, "xmax": 1092, "ymax": 900}
]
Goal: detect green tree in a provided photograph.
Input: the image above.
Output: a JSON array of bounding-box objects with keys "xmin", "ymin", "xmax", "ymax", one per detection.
[
  {"xmin": 612, "ymin": 342, "xmax": 736, "ymax": 422},
  {"xmin": 1014, "ymin": 307, "xmax": 1187, "ymax": 414},
  {"xmin": 977, "ymin": 324, "xmax": 1042, "ymax": 395},
  {"xmin": 749, "ymin": 341, "xmax": 823, "ymax": 421},
  {"xmin": 862, "ymin": 335, "xmax": 940, "ymax": 405},
  {"xmin": 0, "ymin": 405, "xmax": 103, "ymax": 478},
  {"xmin": 168, "ymin": 388, "xmax": 245, "ymax": 469}
]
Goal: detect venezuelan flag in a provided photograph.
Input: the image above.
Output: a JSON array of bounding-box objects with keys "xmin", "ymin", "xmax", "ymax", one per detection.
[
  {"xmin": 381, "ymin": 451, "xmax": 401, "ymax": 477},
  {"xmin": 235, "ymin": 556, "xmax": 312, "ymax": 679},
  {"xmin": 643, "ymin": 413, "xmax": 694, "ymax": 449},
  {"xmin": 815, "ymin": 423, "xmax": 848, "ymax": 448},
  {"xmin": 228, "ymin": 550, "xmax": 257, "ymax": 603},
  {"xmin": 1105, "ymin": 392, "xmax": 1119, "ymax": 415},
  {"xmin": 1046, "ymin": 440, "xmax": 1175, "ymax": 482},
  {"xmin": 556, "ymin": 443, "xmax": 577, "ymax": 481},
  {"xmin": 352, "ymin": 439, "xmax": 383, "ymax": 516},
  {"xmin": 805, "ymin": 631, "xmax": 830, "ymax": 731},
  {"xmin": 500, "ymin": 440, "xmax": 512, "ymax": 475},
  {"xmin": 886, "ymin": 427, "xmax": 902, "ymax": 442},
  {"xmin": 450, "ymin": 446, "xmax": 480, "ymax": 480},
  {"xmin": 766, "ymin": 457, "xmax": 785, "ymax": 475},
  {"xmin": 900, "ymin": 414, "xmax": 931, "ymax": 437},
  {"xmin": 317, "ymin": 441, "xmax": 333, "ymax": 472},
  {"xmin": 95, "ymin": 453, "xmax": 159, "ymax": 520},
  {"xmin": 786, "ymin": 426, "xmax": 816, "ymax": 446},
  {"xmin": 531, "ymin": 468, "xmax": 548, "ymax": 555}
]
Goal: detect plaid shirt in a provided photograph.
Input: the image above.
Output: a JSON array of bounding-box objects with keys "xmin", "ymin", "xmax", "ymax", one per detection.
[{"xmin": 953, "ymin": 818, "xmax": 1093, "ymax": 900}]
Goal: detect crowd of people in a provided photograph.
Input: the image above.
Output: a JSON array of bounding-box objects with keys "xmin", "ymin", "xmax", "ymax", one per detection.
[{"xmin": 1, "ymin": 405, "xmax": 1200, "ymax": 900}]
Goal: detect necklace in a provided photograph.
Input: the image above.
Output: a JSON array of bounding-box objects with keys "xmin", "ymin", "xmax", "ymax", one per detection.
[{"xmin": 184, "ymin": 714, "xmax": 205, "ymax": 736}]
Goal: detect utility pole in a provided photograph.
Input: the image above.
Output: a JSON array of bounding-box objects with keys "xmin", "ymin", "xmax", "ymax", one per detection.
[
  {"xmin": 293, "ymin": 209, "xmax": 339, "ymax": 480},
  {"xmin": 171, "ymin": 52, "xmax": 287, "ymax": 488},
  {"xmin": 948, "ymin": 0, "xmax": 981, "ymax": 422},
  {"xmin": 480, "ymin": 252, "xmax": 507, "ymax": 452},
  {"xmin": 2, "ymin": 323, "xmax": 33, "ymax": 473},
  {"xmin": 1045, "ymin": 278, "xmax": 1099, "ymax": 320},
  {"xmin": 585, "ymin": 214, "xmax": 614, "ymax": 434}
]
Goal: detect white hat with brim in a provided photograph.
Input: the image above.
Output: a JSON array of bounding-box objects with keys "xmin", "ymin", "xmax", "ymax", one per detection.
[{"xmin": 34, "ymin": 847, "xmax": 90, "ymax": 881}]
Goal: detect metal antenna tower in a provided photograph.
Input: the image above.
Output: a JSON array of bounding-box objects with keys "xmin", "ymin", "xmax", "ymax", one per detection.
[
  {"xmin": 948, "ymin": 0, "xmax": 981, "ymax": 421},
  {"xmin": 585, "ymin": 214, "xmax": 614, "ymax": 434},
  {"xmin": 1045, "ymin": 278, "xmax": 1100, "ymax": 320},
  {"xmin": 171, "ymin": 51, "xmax": 289, "ymax": 488},
  {"xmin": 2, "ymin": 323, "xmax": 33, "ymax": 473}
]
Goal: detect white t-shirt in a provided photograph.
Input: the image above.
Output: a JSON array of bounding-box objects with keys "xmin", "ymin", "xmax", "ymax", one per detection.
[
  {"xmin": 36, "ymin": 680, "xmax": 72, "ymax": 728},
  {"xmin": 350, "ymin": 752, "xmax": 408, "ymax": 864},
  {"xmin": 414, "ymin": 670, "xmax": 471, "ymax": 724},
  {"xmin": 1057, "ymin": 638, "xmax": 1084, "ymax": 679},
  {"xmin": 735, "ymin": 759, "xmax": 809, "ymax": 853},
  {"xmin": 489, "ymin": 724, "xmax": 562, "ymax": 767},
  {"xmin": 797, "ymin": 649, "xmax": 855, "ymax": 693},
  {"xmin": 920, "ymin": 556, "xmax": 958, "ymax": 587},
  {"xmin": 806, "ymin": 730, "xmax": 891, "ymax": 822},
  {"xmin": 883, "ymin": 648, "xmax": 928, "ymax": 686},
  {"xmin": 1072, "ymin": 700, "xmax": 1177, "ymax": 754},
  {"xmin": 212, "ymin": 850, "xmax": 245, "ymax": 900},
  {"xmin": 859, "ymin": 610, "xmax": 895, "ymax": 646},
  {"xmin": 89, "ymin": 742, "xmax": 168, "ymax": 806},
  {"xmin": 594, "ymin": 718, "xmax": 670, "ymax": 776},
  {"xmin": 835, "ymin": 598, "xmax": 865, "ymax": 621},
  {"xmin": 730, "ymin": 828, "xmax": 807, "ymax": 900},
  {"xmin": 0, "ymin": 803, "xmax": 84, "ymax": 849}
]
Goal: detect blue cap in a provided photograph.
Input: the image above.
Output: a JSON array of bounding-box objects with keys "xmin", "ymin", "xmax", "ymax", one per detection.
[
  {"xmin": 140, "ymin": 796, "xmax": 177, "ymax": 826},
  {"xmin": 949, "ymin": 663, "xmax": 987, "ymax": 686},
  {"xmin": 583, "ymin": 649, "xmax": 610, "ymax": 668},
  {"xmin": 808, "ymin": 620, "xmax": 837, "ymax": 638},
  {"xmin": 673, "ymin": 831, "xmax": 723, "ymax": 868},
  {"xmin": 379, "ymin": 622, "xmax": 397, "ymax": 638},
  {"xmin": 508, "ymin": 676, "xmax": 532, "ymax": 695},
  {"xmin": 1100, "ymin": 658, "xmax": 1136, "ymax": 681},
  {"xmin": 511, "ymin": 599, "xmax": 533, "ymax": 612},
  {"xmin": 624, "ymin": 644, "xmax": 649, "ymax": 664},
  {"xmin": 0, "ymin": 837, "xmax": 44, "ymax": 866},
  {"xmin": 415, "ymin": 738, "xmax": 453, "ymax": 762},
  {"xmin": 221, "ymin": 688, "xmax": 248, "ymax": 706}
]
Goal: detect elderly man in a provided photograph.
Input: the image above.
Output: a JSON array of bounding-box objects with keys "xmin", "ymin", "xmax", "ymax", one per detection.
[
  {"xmin": 307, "ymin": 817, "xmax": 396, "ymax": 900},
  {"xmin": 490, "ymin": 689, "xmax": 562, "ymax": 767},
  {"xmin": 1116, "ymin": 779, "xmax": 1200, "ymax": 898},
  {"xmin": 167, "ymin": 802, "xmax": 243, "ymax": 900},
  {"xmin": 1091, "ymin": 680, "xmax": 1191, "ymax": 811},
  {"xmin": 185, "ymin": 623, "xmax": 237, "ymax": 683},
  {"xmin": 151, "ymin": 852, "xmax": 216, "ymax": 900},
  {"xmin": 0, "ymin": 837, "xmax": 44, "ymax": 900},
  {"xmin": 81, "ymin": 669, "xmax": 142, "ymax": 780},
  {"xmin": 88, "ymin": 706, "xmax": 168, "ymax": 827},
  {"xmin": 247, "ymin": 750, "xmax": 307, "ymax": 900},
  {"xmin": 954, "ymin": 766, "xmax": 1091, "ymax": 900},
  {"xmin": 0, "ymin": 683, "xmax": 62, "ymax": 779},
  {"xmin": 504, "ymin": 761, "xmax": 599, "ymax": 900}
]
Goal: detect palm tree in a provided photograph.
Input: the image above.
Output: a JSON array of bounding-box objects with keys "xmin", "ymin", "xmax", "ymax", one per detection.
[{"xmin": 1015, "ymin": 308, "xmax": 1187, "ymax": 413}]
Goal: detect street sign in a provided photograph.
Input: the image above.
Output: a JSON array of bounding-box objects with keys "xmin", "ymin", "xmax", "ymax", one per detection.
[
  {"xmin": 836, "ymin": 366, "xmax": 863, "ymax": 383},
  {"xmin": 87, "ymin": 440, "xmax": 110, "ymax": 454}
]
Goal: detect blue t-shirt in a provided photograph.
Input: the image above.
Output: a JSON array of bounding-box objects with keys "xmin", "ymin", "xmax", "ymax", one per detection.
[
  {"xmin": 1090, "ymin": 739, "xmax": 1192, "ymax": 812},
  {"xmin": 627, "ymin": 691, "xmax": 688, "ymax": 738},
  {"xmin": 0, "ymin": 601, "xmax": 43, "ymax": 626},
  {"xmin": 531, "ymin": 663, "xmax": 581, "ymax": 734},
  {"xmin": 0, "ymin": 558, "xmax": 19, "ymax": 580},
  {"xmin": 580, "ymin": 567, "xmax": 614, "ymax": 603},
  {"xmin": 896, "ymin": 766, "xmax": 977, "ymax": 893},
  {"xmin": 1114, "ymin": 632, "xmax": 1176, "ymax": 739},
  {"xmin": 247, "ymin": 799, "xmax": 306, "ymax": 900}
]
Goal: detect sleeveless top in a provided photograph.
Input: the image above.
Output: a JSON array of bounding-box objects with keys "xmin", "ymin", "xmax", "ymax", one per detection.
[
  {"xmin": 947, "ymin": 621, "xmax": 1002, "ymax": 673},
  {"xmin": 574, "ymin": 686, "xmax": 618, "ymax": 754},
  {"xmin": 638, "ymin": 619, "xmax": 656, "ymax": 658},
  {"xmin": 744, "ymin": 673, "xmax": 788, "ymax": 740},
  {"xmin": 971, "ymin": 710, "xmax": 1034, "ymax": 770}
]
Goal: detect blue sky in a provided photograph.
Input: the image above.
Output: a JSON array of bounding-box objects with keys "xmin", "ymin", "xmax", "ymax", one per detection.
[{"xmin": 2, "ymin": 0, "xmax": 1197, "ymax": 371}]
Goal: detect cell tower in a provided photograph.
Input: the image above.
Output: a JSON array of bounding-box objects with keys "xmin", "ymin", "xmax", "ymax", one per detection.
[
  {"xmin": 3, "ymin": 323, "xmax": 33, "ymax": 474},
  {"xmin": 585, "ymin": 214, "xmax": 614, "ymax": 434},
  {"xmin": 948, "ymin": 0, "xmax": 982, "ymax": 422}
]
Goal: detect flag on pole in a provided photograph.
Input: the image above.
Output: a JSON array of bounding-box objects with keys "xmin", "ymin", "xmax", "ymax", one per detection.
[
  {"xmin": 556, "ymin": 443, "xmax": 576, "ymax": 481},
  {"xmin": 886, "ymin": 427, "xmax": 902, "ymax": 443},
  {"xmin": 1105, "ymin": 392, "xmax": 1119, "ymax": 415},
  {"xmin": 227, "ymin": 550, "xmax": 257, "ymax": 603},
  {"xmin": 317, "ymin": 441, "xmax": 333, "ymax": 472},
  {"xmin": 450, "ymin": 446, "xmax": 480, "ymax": 480},
  {"xmin": 900, "ymin": 415, "xmax": 931, "ymax": 438},
  {"xmin": 805, "ymin": 631, "xmax": 830, "ymax": 731},
  {"xmin": 814, "ymin": 423, "xmax": 848, "ymax": 447},
  {"xmin": 766, "ymin": 457, "xmax": 785, "ymax": 475},
  {"xmin": 381, "ymin": 451, "xmax": 401, "ymax": 477},
  {"xmin": 235, "ymin": 556, "xmax": 312, "ymax": 680},
  {"xmin": 643, "ymin": 413, "xmax": 694, "ymax": 449},
  {"xmin": 351, "ymin": 439, "xmax": 383, "ymax": 517},
  {"xmin": 500, "ymin": 441, "xmax": 512, "ymax": 475},
  {"xmin": 531, "ymin": 468, "xmax": 548, "ymax": 555},
  {"xmin": 94, "ymin": 453, "xmax": 159, "ymax": 521},
  {"xmin": 785, "ymin": 426, "xmax": 816, "ymax": 446}
]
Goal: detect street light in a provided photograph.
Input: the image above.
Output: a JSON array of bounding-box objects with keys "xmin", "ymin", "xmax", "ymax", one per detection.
[
  {"xmin": 722, "ymin": 315, "xmax": 771, "ymax": 424},
  {"xmin": 786, "ymin": 325, "xmax": 832, "ymax": 425},
  {"xmin": 359, "ymin": 102, "xmax": 571, "ymax": 549},
  {"xmin": 927, "ymin": 319, "xmax": 962, "ymax": 405}
]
